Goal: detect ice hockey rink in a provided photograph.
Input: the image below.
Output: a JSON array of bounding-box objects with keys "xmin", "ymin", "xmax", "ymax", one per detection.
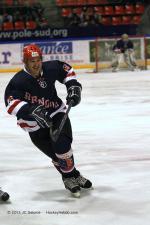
[{"xmin": 1, "ymin": 69, "xmax": 150, "ymax": 225}]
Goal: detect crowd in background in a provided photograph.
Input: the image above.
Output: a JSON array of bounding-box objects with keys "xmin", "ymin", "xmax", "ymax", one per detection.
[
  {"xmin": 0, "ymin": 0, "xmax": 148, "ymax": 30},
  {"xmin": 67, "ymin": 7, "xmax": 102, "ymax": 27},
  {"xmin": 0, "ymin": 1, "xmax": 48, "ymax": 29}
]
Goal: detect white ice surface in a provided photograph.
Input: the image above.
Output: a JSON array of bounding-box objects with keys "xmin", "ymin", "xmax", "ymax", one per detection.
[{"xmin": 0, "ymin": 70, "xmax": 150, "ymax": 225}]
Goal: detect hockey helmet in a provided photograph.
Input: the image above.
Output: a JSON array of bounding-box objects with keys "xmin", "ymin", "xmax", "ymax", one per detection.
[
  {"xmin": 121, "ymin": 33, "xmax": 129, "ymax": 40},
  {"xmin": 23, "ymin": 44, "xmax": 42, "ymax": 62}
]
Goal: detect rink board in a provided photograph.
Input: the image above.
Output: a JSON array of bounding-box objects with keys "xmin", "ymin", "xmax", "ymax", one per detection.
[{"xmin": 0, "ymin": 37, "xmax": 150, "ymax": 72}]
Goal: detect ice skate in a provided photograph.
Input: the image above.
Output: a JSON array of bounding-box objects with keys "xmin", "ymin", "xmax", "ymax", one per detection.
[
  {"xmin": 75, "ymin": 174, "xmax": 92, "ymax": 189},
  {"xmin": 0, "ymin": 189, "xmax": 9, "ymax": 201},
  {"xmin": 62, "ymin": 177, "xmax": 81, "ymax": 198},
  {"xmin": 134, "ymin": 66, "xmax": 140, "ymax": 71},
  {"xmin": 112, "ymin": 67, "xmax": 119, "ymax": 72},
  {"xmin": 128, "ymin": 65, "xmax": 135, "ymax": 71}
]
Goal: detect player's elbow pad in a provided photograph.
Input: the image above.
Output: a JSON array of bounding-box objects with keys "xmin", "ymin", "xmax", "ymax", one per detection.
[{"xmin": 16, "ymin": 104, "xmax": 31, "ymax": 118}]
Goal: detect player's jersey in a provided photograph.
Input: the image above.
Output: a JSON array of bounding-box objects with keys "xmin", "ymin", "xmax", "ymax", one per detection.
[
  {"xmin": 113, "ymin": 39, "xmax": 134, "ymax": 53},
  {"xmin": 4, "ymin": 60, "xmax": 80, "ymax": 132}
]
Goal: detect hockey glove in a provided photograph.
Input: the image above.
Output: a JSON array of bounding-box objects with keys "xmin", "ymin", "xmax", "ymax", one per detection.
[
  {"xmin": 30, "ymin": 105, "xmax": 52, "ymax": 128},
  {"xmin": 66, "ymin": 86, "xmax": 81, "ymax": 107}
]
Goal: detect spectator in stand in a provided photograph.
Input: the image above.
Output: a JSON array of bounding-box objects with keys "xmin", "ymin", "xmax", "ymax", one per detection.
[
  {"xmin": 80, "ymin": 6, "xmax": 88, "ymax": 25},
  {"xmin": 79, "ymin": 14, "xmax": 90, "ymax": 27},
  {"xmin": 31, "ymin": 2, "xmax": 44, "ymax": 18},
  {"xmin": 79, "ymin": 7, "xmax": 102, "ymax": 27},
  {"xmin": 13, "ymin": 0, "xmax": 19, "ymax": 6},
  {"xmin": 88, "ymin": 8, "xmax": 102, "ymax": 27},
  {"xmin": 24, "ymin": 13, "xmax": 35, "ymax": 25},
  {"xmin": 137, "ymin": 3, "xmax": 150, "ymax": 35},
  {"xmin": 23, "ymin": 0, "xmax": 34, "ymax": 19},
  {"xmin": 0, "ymin": 14, "xmax": 3, "ymax": 28},
  {"xmin": 68, "ymin": 9, "xmax": 81, "ymax": 27},
  {"xmin": 3, "ymin": 12, "xmax": 13, "ymax": 23},
  {"xmin": 37, "ymin": 17, "xmax": 49, "ymax": 29},
  {"xmin": 27, "ymin": 1, "xmax": 44, "ymax": 25},
  {"xmin": 13, "ymin": 10, "xmax": 24, "ymax": 23}
]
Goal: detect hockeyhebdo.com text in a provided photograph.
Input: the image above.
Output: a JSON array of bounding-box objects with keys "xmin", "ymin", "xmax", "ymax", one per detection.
[{"xmin": 0, "ymin": 28, "xmax": 68, "ymax": 40}]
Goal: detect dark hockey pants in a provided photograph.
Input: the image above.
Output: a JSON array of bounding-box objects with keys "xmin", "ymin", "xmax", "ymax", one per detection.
[{"xmin": 29, "ymin": 113, "xmax": 79, "ymax": 178}]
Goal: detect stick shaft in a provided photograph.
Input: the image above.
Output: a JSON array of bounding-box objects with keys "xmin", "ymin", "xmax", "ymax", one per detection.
[{"xmin": 50, "ymin": 100, "xmax": 73, "ymax": 142}]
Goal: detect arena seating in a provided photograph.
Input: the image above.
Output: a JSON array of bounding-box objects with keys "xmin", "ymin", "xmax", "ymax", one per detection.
[
  {"xmin": 112, "ymin": 16, "xmax": 122, "ymax": 26},
  {"xmin": 104, "ymin": 6, "xmax": 114, "ymax": 15},
  {"xmin": 61, "ymin": 8, "xmax": 72, "ymax": 17},
  {"xmin": 5, "ymin": 0, "xmax": 13, "ymax": 6},
  {"xmin": 132, "ymin": 15, "xmax": 141, "ymax": 24},
  {"xmin": 55, "ymin": 0, "xmax": 145, "ymax": 27},
  {"xmin": 94, "ymin": 6, "xmax": 104, "ymax": 15},
  {"xmin": 0, "ymin": 0, "xmax": 46, "ymax": 30},
  {"xmin": 135, "ymin": 3, "xmax": 145, "ymax": 14},
  {"xmin": 3, "ymin": 21, "xmax": 14, "ymax": 31},
  {"xmin": 114, "ymin": 5, "xmax": 125, "ymax": 15},
  {"xmin": 125, "ymin": 4, "xmax": 135, "ymax": 14},
  {"xmin": 26, "ymin": 21, "xmax": 37, "ymax": 29},
  {"xmin": 101, "ymin": 17, "xmax": 111, "ymax": 26},
  {"xmin": 122, "ymin": 16, "xmax": 132, "ymax": 25},
  {"xmin": 14, "ymin": 21, "xmax": 25, "ymax": 30},
  {"xmin": 0, "ymin": 0, "xmax": 146, "ymax": 31}
]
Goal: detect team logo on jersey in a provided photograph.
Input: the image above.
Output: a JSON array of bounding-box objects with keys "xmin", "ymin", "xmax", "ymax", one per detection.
[
  {"xmin": 37, "ymin": 78, "xmax": 47, "ymax": 88},
  {"xmin": 24, "ymin": 92, "xmax": 60, "ymax": 109}
]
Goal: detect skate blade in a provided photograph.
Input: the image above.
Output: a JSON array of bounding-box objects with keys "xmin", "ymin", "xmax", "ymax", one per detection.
[
  {"xmin": 135, "ymin": 68, "xmax": 141, "ymax": 71},
  {"xmin": 112, "ymin": 69, "xmax": 119, "ymax": 72},
  {"xmin": 72, "ymin": 191, "xmax": 80, "ymax": 198},
  {"xmin": 81, "ymin": 186, "xmax": 94, "ymax": 190}
]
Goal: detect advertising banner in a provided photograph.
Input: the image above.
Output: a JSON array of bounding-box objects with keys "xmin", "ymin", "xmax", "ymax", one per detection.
[
  {"xmin": 0, "ymin": 43, "xmax": 22, "ymax": 71},
  {"xmin": 0, "ymin": 37, "xmax": 149, "ymax": 72},
  {"xmin": 0, "ymin": 40, "xmax": 91, "ymax": 72},
  {"xmin": 0, "ymin": 28, "xmax": 68, "ymax": 42},
  {"xmin": 23, "ymin": 40, "xmax": 90, "ymax": 66}
]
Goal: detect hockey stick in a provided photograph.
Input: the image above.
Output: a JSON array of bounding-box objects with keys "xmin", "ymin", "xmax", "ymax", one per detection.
[{"xmin": 49, "ymin": 100, "xmax": 74, "ymax": 142}]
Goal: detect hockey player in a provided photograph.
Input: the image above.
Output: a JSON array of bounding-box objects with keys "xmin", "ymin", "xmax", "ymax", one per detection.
[
  {"xmin": 4, "ymin": 44, "xmax": 92, "ymax": 197},
  {"xmin": 111, "ymin": 33, "xmax": 137, "ymax": 72},
  {"xmin": 0, "ymin": 188, "xmax": 9, "ymax": 201}
]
